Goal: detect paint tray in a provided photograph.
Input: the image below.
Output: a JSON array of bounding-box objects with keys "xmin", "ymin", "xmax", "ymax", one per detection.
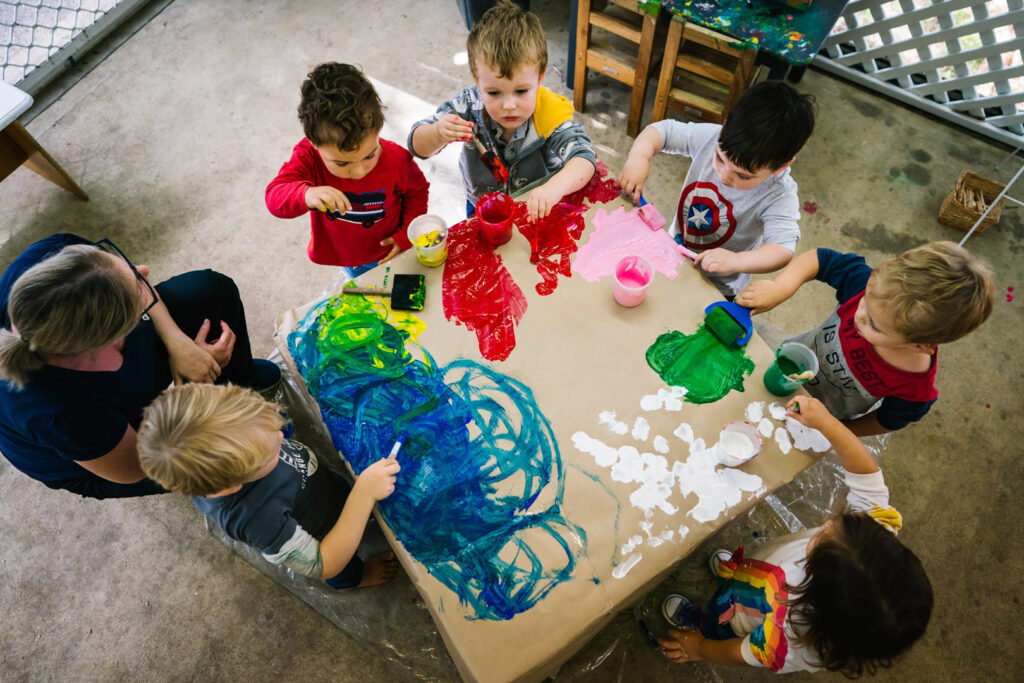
[{"xmin": 704, "ymin": 301, "xmax": 752, "ymax": 347}]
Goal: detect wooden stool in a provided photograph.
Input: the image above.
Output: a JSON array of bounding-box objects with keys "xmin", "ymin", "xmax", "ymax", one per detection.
[
  {"xmin": 572, "ymin": 0, "xmax": 666, "ymax": 137},
  {"xmin": 652, "ymin": 19, "xmax": 757, "ymax": 125},
  {"xmin": 0, "ymin": 81, "xmax": 88, "ymax": 200}
]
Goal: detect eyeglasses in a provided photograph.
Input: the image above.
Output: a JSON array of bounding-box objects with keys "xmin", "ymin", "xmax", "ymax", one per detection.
[{"xmin": 92, "ymin": 239, "xmax": 159, "ymax": 319}]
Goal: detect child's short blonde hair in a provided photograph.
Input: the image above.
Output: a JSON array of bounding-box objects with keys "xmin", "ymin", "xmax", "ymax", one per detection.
[
  {"xmin": 138, "ymin": 384, "xmax": 286, "ymax": 497},
  {"xmin": 873, "ymin": 241, "xmax": 995, "ymax": 344},
  {"xmin": 467, "ymin": 0, "xmax": 547, "ymax": 80}
]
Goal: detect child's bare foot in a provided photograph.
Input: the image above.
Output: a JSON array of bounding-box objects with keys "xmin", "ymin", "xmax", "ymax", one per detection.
[{"xmin": 350, "ymin": 552, "xmax": 399, "ymax": 589}]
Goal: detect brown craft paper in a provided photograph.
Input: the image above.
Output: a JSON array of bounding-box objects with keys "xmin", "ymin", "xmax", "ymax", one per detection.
[{"xmin": 274, "ymin": 199, "xmax": 820, "ymax": 683}]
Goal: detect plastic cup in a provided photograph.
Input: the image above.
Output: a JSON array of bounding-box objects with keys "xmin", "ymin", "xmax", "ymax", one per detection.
[
  {"xmin": 715, "ymin": 421, "xmax": 763, "ymax": 467},
  {"xmin": 476, "ymin": 192, "xmax": 515, "ymax": 246},
  {"xmin": 613, "ymin": 255, "xmax": 654, "ymax": 307},
  {"xmin": 407, "ymin": 214, "xmax": 448, "ymax": 267},
  {"xmin": 763, "ymin": 341, "xmax": 820, "ymax": 396}
]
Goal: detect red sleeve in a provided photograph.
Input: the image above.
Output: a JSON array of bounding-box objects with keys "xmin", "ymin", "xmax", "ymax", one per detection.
[
  {"xmin": 392, "ymin": 154, "xmax": 430, "ymax": 251},
  {"xmin": 265, "ymin": 141, "xmax": 317, "ymax": 219}
]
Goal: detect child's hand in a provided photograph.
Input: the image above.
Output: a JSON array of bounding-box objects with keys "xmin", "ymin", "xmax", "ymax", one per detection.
[
  {"xmin": 659, "ymin": 628, "xmax": 704, "ymax": 663},
  {"xmin": 436, "ymin": 114, "xmax": 474, "ymax": 145},
  {"xmin": 735, "ymin": 279, "xmax": 786, "ymax": 314},
  {"xmin": 355, "ymin": 457, "xmax": 401, "ymax": 502},
  {"xmin": 305, "ymin": 186, "xmax": 351, "ymax": 216},
  {"xmin": 378, "ymin": 237, "xmax": 401, "ymax": 263},
  {"xmin": 527, "ymin": 182, "xmax": 563, "ymax": 222},
  {"xmin": 694, "ymin": 248, "xmax": 741, "ymax": 275},
  {"xmin": 785, "ymin": 396, "xmax": 835, "ymax": 430},
  {"xmin": 617, "ymin": 156, "xmax": 650, "ymax": 203}
]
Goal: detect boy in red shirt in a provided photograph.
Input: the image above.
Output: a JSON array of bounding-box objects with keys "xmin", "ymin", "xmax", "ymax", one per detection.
[{"xmin": 266, "ymin": 63, "xmax": 429, "ymax": 278}]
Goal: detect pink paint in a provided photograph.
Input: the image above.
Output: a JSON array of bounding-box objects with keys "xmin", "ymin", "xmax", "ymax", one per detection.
[
  {"xmin": 476, "ymin": 192, "xmax": 515, "ymax": 245},
  {"xmin": 802, "ymin": 201, "xmax": 818, "ymax": 214},
  {"xmin": 572, "ymin": 206, "xmax": 687, "ymax": 283},
  {"xmin": 613, "ymin": 255, "xmax": 653, "ymax": 307}
]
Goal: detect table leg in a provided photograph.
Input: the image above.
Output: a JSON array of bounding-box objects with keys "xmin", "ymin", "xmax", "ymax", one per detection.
[{"xmin": 1, "ymin": 121, "xmax": 88, "ymax": 199}]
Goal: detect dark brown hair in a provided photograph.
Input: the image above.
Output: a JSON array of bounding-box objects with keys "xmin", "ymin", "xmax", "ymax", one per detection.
[
  {"xmin": 298, "ymin": 62, "xmax": 384, "ymax": 151},
  {"xmin": 787, "ymin": 514, "xmax": 933, "ymax": 677}
]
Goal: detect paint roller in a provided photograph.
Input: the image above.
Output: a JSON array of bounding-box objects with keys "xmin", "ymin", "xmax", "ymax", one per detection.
[
  {"xmin": 635, "ymin": 196, "xmax": 698, "ymax": 262},
  {"xmin": 703, "ymin": 301, "xmax": 753, "ymax": 347},
  {"xmin": 341, "ymin": 274, "xmax": 426, "ymax": 311}
]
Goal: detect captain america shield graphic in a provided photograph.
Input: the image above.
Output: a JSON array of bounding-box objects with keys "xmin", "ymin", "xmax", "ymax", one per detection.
[{"xmin": 676, "ymin": 181, "xmax": 736, "ymax": 250}]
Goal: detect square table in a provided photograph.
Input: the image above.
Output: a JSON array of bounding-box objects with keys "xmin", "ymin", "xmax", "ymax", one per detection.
[{"xmin": 275, "ymin": 197, "xmax": 823, "ymax": 682}]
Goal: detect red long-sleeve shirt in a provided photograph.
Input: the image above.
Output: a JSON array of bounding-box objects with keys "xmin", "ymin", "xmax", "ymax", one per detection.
[{"xmin": 265, "ymin": 138, "xmax": 430, "ymax": 267}]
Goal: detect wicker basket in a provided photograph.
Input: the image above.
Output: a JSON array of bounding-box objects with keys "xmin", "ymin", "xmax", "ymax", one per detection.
[{"xmin": 938, "ymin": 171, "xmax": 1006, "ymax": 234}]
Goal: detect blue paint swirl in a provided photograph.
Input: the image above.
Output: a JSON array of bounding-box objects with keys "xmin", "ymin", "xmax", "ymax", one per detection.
[{"xmin": 287, "ymin": 295, "xmax": 586, "ymax": 620}]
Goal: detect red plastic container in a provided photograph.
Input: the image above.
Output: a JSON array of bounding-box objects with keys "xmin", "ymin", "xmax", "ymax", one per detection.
[{"xmin": 476, "ymin": 192, "xmax": 515, "ymax": 246}]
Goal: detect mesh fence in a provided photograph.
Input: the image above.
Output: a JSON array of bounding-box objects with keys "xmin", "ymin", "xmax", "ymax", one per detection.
[{"xmin": 1, "ymin": 0, "xmax": 118, "ymax": 85}]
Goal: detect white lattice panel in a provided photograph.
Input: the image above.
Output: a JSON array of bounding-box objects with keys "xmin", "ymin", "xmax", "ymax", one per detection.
[{"xmin": 819, "ymin": 0, "xmax": 1023, "ymax": 141}]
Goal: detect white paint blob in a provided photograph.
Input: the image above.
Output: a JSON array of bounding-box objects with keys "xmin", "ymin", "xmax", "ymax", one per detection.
[
  {"xmin": 572, "ymin": 431, "xmax": 619, "ymax": 467},
  {"xmin": 758, "ymin": 417, "xmax": 774, "ymax": 437},
  {"xmin": 768, "ymin": 402, "xmax": 788, "ymax": 421},
  {"xmin": 612, "ymin": 552, "xmax": 643, "ymax": 579},
  {"xmin": 745, "ymin": 401, "xmax": 765, "ymax": 423},
  {"xmin": 653, "ymin": 435, "xmax": 670, "ymax": 454},
  {"xmin": 775, "ymin": 427, "xmax": 793, "ymax": 454},
  {"xmin": 598, "ymin": 410, "xmax": 629, "ymax": 435},
  {"xmin": 641, "ymin": 386, "xmax": 688, "ymax": 412},
  {"xmin": 632, "ymin": 416, "xmax": 650, "ymax": 441},
  {"xmin": 621, "ymin": 535, "xmax": 643, "ymax": 554},
  {"xmin": 785, "ymin": 417, "xmax": 832, "ymax": 452},
  {"xmin": 453, "ymin": 51, "xmax": 469, "ymax": 65},
  {"xmin": 673, "ymin": 422, "xmax": 695, "ymax": 445}
]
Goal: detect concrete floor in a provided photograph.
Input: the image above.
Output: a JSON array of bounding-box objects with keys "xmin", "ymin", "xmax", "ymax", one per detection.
[{"xmin": 1, "ymin": 0, "xmax": 1022, "ymax": 681}]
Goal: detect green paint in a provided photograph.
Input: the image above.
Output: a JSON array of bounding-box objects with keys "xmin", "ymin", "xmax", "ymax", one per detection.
[
  {"xmin": 776, "ymin": 355, "xmax": 800, "ymax": 376},
  {"xmin": 645, "ymin": 325, "xmax": 754, "ymax": 404}
]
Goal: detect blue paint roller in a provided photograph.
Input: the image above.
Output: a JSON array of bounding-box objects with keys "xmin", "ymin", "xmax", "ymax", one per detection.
[{"xmin": 704, "ymin": 301, "xmax": 753, "ymax": 347}]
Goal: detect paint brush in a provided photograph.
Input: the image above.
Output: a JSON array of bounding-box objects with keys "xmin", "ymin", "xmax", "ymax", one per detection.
[
  {"xmin": 471, "ymin": 132, "xmax": 509, "ymax": 185},
  {"xmin": 341, "ymin": 274, "xmax": 426, "ymax": 311},
  {"xmin": 384, "ymin": 436, "xmax": 405, "ymax": 460}
]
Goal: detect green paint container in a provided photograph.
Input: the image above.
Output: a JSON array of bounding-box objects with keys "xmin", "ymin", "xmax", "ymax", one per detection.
[{"xmin": 763, "ymin": 341, "xmax": 819, "ymax": 396}]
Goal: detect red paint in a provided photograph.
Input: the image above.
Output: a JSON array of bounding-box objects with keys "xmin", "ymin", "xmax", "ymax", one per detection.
[
  {"xmin": 477, "ymin": 192, "xmax": 515, "ymax": 245},
  {"xmin": 1008, "ymin": 294, "xmax": 1014, "ymax": 302},
  {"xmin": 516, "ymin": 161, "xmax": 622, "ymax": 296},
  {"xmin": 802, "ymin": 201, "xmax": 818, "ymax": 214},
  {"xmin": 1009, "ymin": 286, "xmax": 1014, "ymax": 292},
  {"xmin": 442, "ymin": 216, "xmax": 526, "ymax": 361},
  {"xmin": 986, "ymin": 404, "xmax": 991, "ymax": 408}
]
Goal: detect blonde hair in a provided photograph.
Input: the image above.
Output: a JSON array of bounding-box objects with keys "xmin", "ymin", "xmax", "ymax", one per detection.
[
  {"xmin": 467, "ymin": 0, "xmax": 547, "ymax": 80},
  {"xmin": 0, "ymin": 244, "xmax": 141, "ymax": 390},
  {"xmin": 873, "ymin": 241, "xmax": 995, "ymax": 344}
]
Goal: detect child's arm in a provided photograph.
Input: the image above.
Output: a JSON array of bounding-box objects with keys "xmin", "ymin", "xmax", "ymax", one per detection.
[
  {"xmin": 735, "ymin": 249, "xmax": 820, "ymax": 314},
  {"xmin": 617, "ymin": 125, "xmax": 664, "ymax": 203},
  {"xmin": 526, "ymin": 157, "xmax": 595, "ymax": 221},
  {"xmin": 410, "ymin": 114, "xmax": 474, "ymax": 158},
  {"xmin": 266, "ymin": 146, "xmax": 352, "ymax": 219},
  {"xmin": 659, "ymin": 629, "xmax": 748, "ymax": 667},
  {"xmin": 693, "ymin": 244, "xmax": 794, "ymax": 277},
  {"xmin": 785, "ymin": 396, "xmax": 879, "ymax": 474},
  {"xmin": 318, "ymin": 457, "xmax": 401, "ymax": 579},
  {"xmin": 841, "ymin": 413, "xmax": 892, "ymax": 437}
]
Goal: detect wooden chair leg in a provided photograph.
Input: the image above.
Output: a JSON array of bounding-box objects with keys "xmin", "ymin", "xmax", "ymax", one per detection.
[
  {"xmin": 3, "ymin": 121, "xmax": 88, "ymax": 199},
  {"xmin": 652, "ymin": 17, "xmax": 683, "ymax": 123},
  {"xmin": 627, "ymin": 8, "xmax": 658, "ymax": 136},
  {"xmin": 722, "ymin": 51, "xmax": 757, "ymax": 118},
  {"xmin": 572, "ymin": 0, "xmax": 592, "ymax": 113}
]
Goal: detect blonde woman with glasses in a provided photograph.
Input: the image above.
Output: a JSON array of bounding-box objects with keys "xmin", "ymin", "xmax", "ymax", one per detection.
[{"xmin": 0, "ymin": 233, "xmax": 280, "ymax": 499}]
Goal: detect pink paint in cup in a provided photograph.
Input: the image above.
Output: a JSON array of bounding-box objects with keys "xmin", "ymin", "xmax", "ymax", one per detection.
[
  {"xmin": 476, "ymin": 192, "xmax": 515, "ymax": 246},
  {"xmin": 613, "ymin": 255, "xmax": 654, "ymax": 307}
]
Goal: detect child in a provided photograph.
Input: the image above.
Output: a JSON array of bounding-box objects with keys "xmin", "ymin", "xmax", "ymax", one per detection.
[
  {"xmin": 266, "ymin": 63, "xmax": 430, "ymax": 279},
  {"xmin": 138, "ymin": 383, "xmax": 400, "ymax": 590},
  {"xmin": 618, "ymin": 81, "xmax": 816, "ymax": 298},
  {"xmin": 736, "ymin": 242, "xmax": 994, "ymax": 435},
  {"xmin": 408, "ymin": 0, "xmax": 596, "ymax": 221},
  {"xmin": 659, "ymin": 396, "xmax": 933, "ymax": 675}
]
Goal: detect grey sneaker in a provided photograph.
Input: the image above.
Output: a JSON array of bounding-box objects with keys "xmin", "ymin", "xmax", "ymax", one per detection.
[
  {"xmin": 662, "ymin": 594, "xmax": 702, "ymax": 629},
  {"xmin": 709, "ymin": 548, "xmax": 733, "ymax": 578}
]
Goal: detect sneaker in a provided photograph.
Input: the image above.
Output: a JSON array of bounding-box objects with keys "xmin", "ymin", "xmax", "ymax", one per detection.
[
  {"xmin": 662, "ymin": 594, "xmax": 702, "ymax": 629},
  {"xmin": 709, "ymin": 548, "xmax": 732, "ymax": 578}
]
